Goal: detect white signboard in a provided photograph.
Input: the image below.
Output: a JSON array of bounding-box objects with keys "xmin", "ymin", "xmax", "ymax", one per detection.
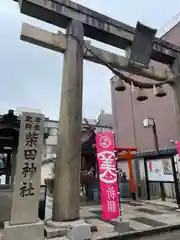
[
  {"xmin": 0, "ymin": 175, "xmax": 5, "ymax": 184},
  {"xmin": 174, "ymin": 154, "xmax": 180, "ymax": 180},
  {"xmin": 146, "ymin": 158, "xmax": 174, "ymax": 182}
]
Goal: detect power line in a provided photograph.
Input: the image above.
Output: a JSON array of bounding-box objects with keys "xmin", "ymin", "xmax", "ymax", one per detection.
[{"xmin": 157, "ymin": 11, "xmax": 180, "ymax": 37}]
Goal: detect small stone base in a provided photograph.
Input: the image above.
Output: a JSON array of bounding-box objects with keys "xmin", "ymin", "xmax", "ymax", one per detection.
[
  {"xmin": 45, "ymin": 219, "xmax": 91, "ymax": 240},
  {"xmin": 4, "ymin": 220, "xmax": 44, "ymax": 240},
  {"xmin": 114, "ymin": 222, "xmax": 130, "ymax": 234},
  {"xmin": 45, "ymin": 219, "xmax": 70, "ymax": 239},
  {"xmin": 67, "ymin": 220, "xmax": 91, "ymax": 240}
]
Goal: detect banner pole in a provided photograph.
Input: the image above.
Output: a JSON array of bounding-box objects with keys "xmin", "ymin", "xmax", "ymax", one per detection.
[{"xmin": 112, "ymin": 130, "xmax": 122, "ymax": 222}]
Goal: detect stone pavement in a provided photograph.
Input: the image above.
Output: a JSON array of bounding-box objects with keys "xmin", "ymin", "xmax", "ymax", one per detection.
[
  {"xmin": 134, "ymin": 230, "xmax": 180, "ymax": 240},
  {"xmin": 45, "ymin": 196, "xmax": 180, "ymax": 238},
  {"xmin": 143, "ymin": 198, "xmax": 178, "ymax": 209},
  {"xmin": 1, "ymin": 197, "xmax": 180, "ymax": 239}
]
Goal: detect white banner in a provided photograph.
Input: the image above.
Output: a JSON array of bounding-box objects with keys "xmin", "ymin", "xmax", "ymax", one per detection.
[{"xmin": 146, "ymin": 158, "xmax": 174, "ymax": 182}]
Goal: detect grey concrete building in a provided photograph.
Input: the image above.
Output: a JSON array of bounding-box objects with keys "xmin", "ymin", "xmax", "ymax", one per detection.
[{"xmin": 111, "ymin": 22, "xmax": 180, "ymax": 152}]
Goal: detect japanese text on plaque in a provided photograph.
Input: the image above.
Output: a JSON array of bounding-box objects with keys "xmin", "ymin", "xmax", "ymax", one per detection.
[{"xmin": 20, "ymin": 115, "xmax": 41, "ymax": 198}]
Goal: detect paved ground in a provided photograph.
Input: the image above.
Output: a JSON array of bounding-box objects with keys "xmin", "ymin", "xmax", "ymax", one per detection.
[
  {"xmin": 134, "ymin": 230, "xmax": 180, "ymax": 240},
  {"xmin": 1, "ymin": 197, "xmax": 179, "ymax": 239},
  {"xmin": 144, "ymin": 198, "xmax": 178, "ymax": 209},
  {"xmin": 45, "ymin": 197, "xmax": 180, "ymax": 238},
  {"xmin": 1, "ymin": 228, "xmax": 180, "ymax": 240}
]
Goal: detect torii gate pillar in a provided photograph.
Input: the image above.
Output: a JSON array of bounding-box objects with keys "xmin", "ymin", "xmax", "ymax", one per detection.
[{"xmin": 52, "ymin": 20, "xmax": 84, "ymax": 222}]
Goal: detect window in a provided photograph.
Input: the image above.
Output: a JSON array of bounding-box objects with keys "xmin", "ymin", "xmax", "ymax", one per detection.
[
  {"xmin": 95, "ymin": 126, "xmax": 112, "ymax": 133},
  {"xmin": 44, "ymin": 127, "xmax": 49, "ymax": 134},
  {"xmin": 102, "ymin": 127, "xmax": 112, "ymax": 132},
  {"xmin": 95, "ymin": 127, "xmax": 102, "ymax": 133},
  {"xmin": 50, "ymin": 128, "xmax": 58, "ymax": 136},
  {"xmin": 45, "ymin": 127, "xmax": 59, "ymax": 136}
]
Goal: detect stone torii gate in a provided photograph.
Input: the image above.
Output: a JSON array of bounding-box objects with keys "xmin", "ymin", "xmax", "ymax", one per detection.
[{"xmin": 13, "ymin": 0, "xmax": 180, "ymax": 224}]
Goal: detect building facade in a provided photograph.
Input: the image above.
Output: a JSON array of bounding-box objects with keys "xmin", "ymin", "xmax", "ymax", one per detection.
[
  {"xmin": 111, "ymin": 23, "xmax": 180, "ymax": 152},
  {"xmin": 1, "ymin": 108, "xmax": 112, "ymax": 185},
  {"xmin": 43, "ymin": 110, "xmax": 113, "ymax": 160},
  {"xmin": 41, "ymin": 111, "xmax": 113, "ymax": 184}
]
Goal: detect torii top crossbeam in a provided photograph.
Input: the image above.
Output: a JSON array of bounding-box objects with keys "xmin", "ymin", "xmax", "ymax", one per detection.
[{"xmin": 14, "ymin": 0, "xmax": 180, "ymax": 64}]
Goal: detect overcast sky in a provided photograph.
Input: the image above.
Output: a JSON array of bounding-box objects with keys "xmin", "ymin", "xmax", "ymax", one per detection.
[{"xmin": 0, "ymin": 0, "xmax": 180, "ymax": 120}]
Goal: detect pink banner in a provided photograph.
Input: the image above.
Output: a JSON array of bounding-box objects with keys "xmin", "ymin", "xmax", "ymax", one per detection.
[
  {"xmin": 176, "ymin": 142, "xmax": 180, "ymax": 160},
  {"xmin": 96, "ymin": 132, "xmax": 120, "ymax": 220}
]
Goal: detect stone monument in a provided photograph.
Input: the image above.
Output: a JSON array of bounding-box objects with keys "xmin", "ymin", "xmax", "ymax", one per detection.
[{"xmin": 4, "ymin": 112, "xmax": 45, "ymax": 240}]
